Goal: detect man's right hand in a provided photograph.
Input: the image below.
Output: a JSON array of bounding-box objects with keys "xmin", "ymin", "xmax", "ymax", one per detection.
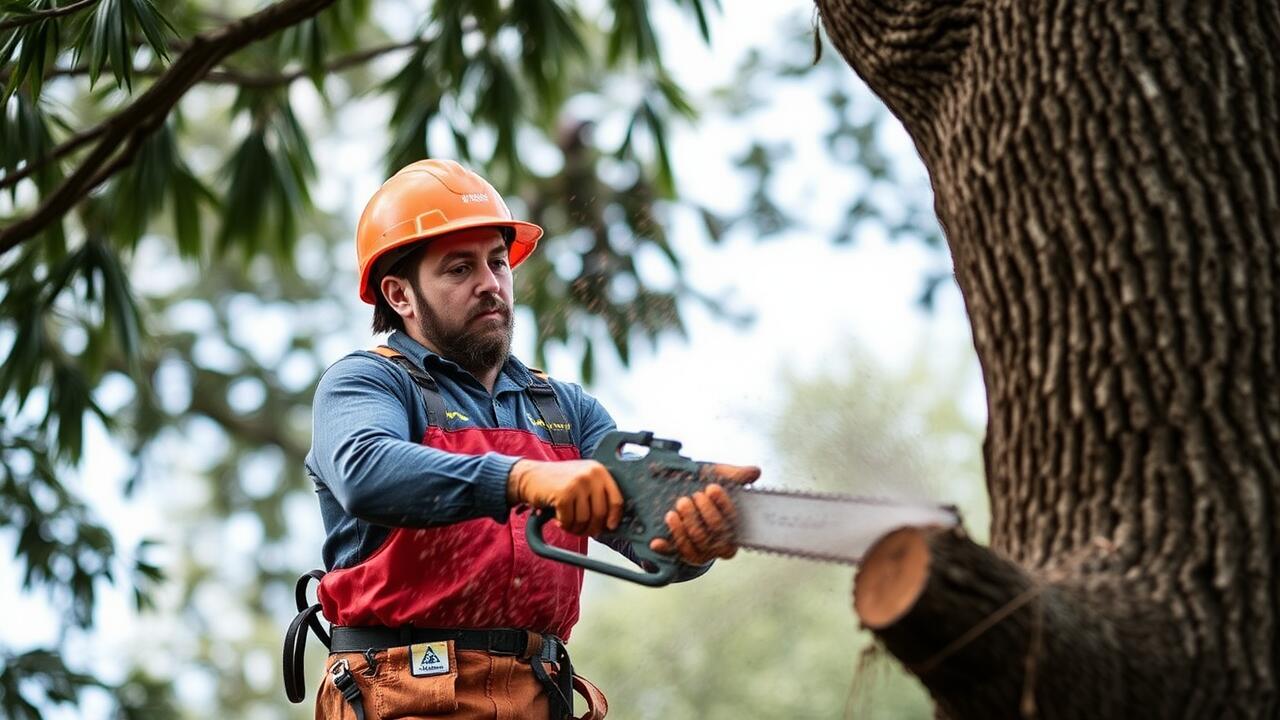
[{"xmin": 507, "ymin": 459, "xmax": 624, "ymax": 537}]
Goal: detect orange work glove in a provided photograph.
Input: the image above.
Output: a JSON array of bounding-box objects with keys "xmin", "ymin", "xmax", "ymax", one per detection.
[
  {"xmin": 507, "ymin": 459, "xmax": 624, "ymax": 537},
  {"xmin": 649, "ymin": 463, "xmax": 761, "ymax": 565}
]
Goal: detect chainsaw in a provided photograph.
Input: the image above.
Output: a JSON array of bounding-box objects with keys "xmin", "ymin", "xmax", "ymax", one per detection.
[{"xmin": 526, "ymin": 430, "xmax": 960, "ymax": 586}]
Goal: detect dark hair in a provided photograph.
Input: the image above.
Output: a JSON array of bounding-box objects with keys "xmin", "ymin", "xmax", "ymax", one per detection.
[{"xmin": 370, "ymin": 244, "xmax": 430, "ymax": 334}]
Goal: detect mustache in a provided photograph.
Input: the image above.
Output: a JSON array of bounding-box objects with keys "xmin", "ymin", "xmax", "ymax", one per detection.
[{"xmin": 469, "ymin": 297, "xmax": 511, "ymax": 322}]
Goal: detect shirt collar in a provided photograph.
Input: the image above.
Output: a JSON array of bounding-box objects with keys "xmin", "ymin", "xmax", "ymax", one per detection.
[{"xmin": 386, "ymin": 330, "xmax": 536, "ymax": 391}]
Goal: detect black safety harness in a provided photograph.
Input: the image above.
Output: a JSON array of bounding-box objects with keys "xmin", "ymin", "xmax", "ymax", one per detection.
[{"xmin": 283, "ymin": 348, "xmax": 578, "ymax": 719}]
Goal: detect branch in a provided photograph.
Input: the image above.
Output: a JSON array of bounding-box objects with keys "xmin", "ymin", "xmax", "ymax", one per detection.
[
  {"xmin": 0, "ymin": 125, "xmax": 104, "ymax": 193},
  {"xmin": 0, "ymin": 36, "xmax": 423, "ymax": 193},
  {"xmin": 0, "ymin": 0, "xmax": 338, "ymax": 257},
  {"xmin": 32, "ymin": 37, "xmax": 427, "ymax": 86},
  {"xmin": 0, "ymin": 0, "xmax": 101, "ymax": 33},
  {"xmin": 853, "ymin": 527, "xmax": 1196, "ymax": 718},
  {"xmin": 200, "ymin": 38, "xmax": 426, "ymax": 87}
]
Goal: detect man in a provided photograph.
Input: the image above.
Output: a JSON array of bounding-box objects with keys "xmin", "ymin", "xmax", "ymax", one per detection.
[{"xmin": 286, "ymin": 159, "xmax": 759, "ymax": 719}]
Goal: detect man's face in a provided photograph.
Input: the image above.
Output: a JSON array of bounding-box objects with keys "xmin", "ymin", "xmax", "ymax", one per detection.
[{"xmin": 404, "ymin": 227, "xmax": 515, "ymax": 374}]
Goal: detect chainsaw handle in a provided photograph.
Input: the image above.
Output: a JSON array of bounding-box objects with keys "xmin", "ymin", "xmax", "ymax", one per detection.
[{"xmin": 526, "ymin": 507, "xmax": 680, "ymax": 587}]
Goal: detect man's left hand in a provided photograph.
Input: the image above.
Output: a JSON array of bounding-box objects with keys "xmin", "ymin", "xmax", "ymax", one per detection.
[{"xmin": 649, "ymin": 463, "xmax": 761, "ymax": 565}]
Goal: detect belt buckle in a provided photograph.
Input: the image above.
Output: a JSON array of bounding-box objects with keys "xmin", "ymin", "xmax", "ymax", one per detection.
[
  {"xmin": 540, "ymin": 635, "xmax": 561, "ymax": 664},
  {"xmin": 329, "ymin": 658, "xmax": 350, "ymax": 679}
]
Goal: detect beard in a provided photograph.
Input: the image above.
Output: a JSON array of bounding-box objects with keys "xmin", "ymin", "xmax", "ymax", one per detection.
[{"xmin": 414, "ymin": 293, "xmax": 513, "ymax": 376}]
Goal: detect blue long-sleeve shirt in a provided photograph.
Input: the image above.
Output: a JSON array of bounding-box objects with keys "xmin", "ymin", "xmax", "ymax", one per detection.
[{"xmin": 306, "ymin": 330, "xmax": 708, "ymax": 580}]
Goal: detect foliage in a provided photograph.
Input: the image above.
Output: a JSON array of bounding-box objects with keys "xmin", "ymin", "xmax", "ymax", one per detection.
[{"xmin": 0, "ymin": 1, "xmax": 952, "ymax": 716}]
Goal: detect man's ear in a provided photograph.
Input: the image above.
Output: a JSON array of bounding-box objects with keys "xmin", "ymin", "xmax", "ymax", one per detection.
[{"xmin": 380, "ymin": 275, "xmax": 415, "ymax": 320}]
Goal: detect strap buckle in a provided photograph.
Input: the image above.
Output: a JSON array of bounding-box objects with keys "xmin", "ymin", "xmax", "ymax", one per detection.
[
  {"xmin": 526, "ymin": 382, "xmax": 556, "ymax": 396},
  {"xmin": 328, "ymin": 658, "xmax": 367, "ymax": 720}
]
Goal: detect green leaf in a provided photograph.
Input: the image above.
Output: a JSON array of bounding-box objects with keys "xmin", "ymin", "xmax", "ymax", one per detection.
[
  {"xmin": 126, "ymin": 0, "xmax": 174, "ymax": 62},
  {"xmin": 218, "ymin": 101, "xmax": 314, "ymax": 259},
  {"xmin": 606, "ymin": 0, "xmax": 658, "ymax": 66},
  {"xmin": 608, "ymin": 312, "xmax": 630, "ymax": 365},
  {"xmin": 697, "ymin": 205, "xmax": 728, "ymax": 244},
  {"xmin": 510, "ymin": 0, "xmax": 586, "ymax": 110},
  {"xmin": 654, "ymin": 72, "xmax": 696, "ymax": 120},
  {"xmin": 84, "ymin": 240, "xmax": 142, "ymax": 371},
  {"xmin": 580, "ymin": 337, "xmax": 594, "ymax": 384},
  {"xmin": 471, "ymin": 52, "xmax": 522, "ymax": 179},
  {"xmin": 0, "ymin": 649, "xmax": 105, "ymax": 716},
  {"xmin": 0, "ymin": 91, "xmax": 63, "ymax": 194},
  {"xmin": 674, "ymin": 0, "xmax": 716, "ymax": 43},
  {"xmin": 2, "ymin": 8, "xmax": 62, "ymax": 101},
  {"xmin": 314, "ymin": 0, "xmax": 369, "ymax": 52},
  {"xmin": 218, "ymin": 129, "xmax": 272, "ymax": 256},
  {"xmin": 79, "ymin": 0, "xmax": 127, "ymax": 88},
  {"xmin": 47, "ymin": 359, "xmax": 91, "ymax": 460},
  {"xmin": 385, "ymin": 45, "xmax": 440, "ymax": 174},
  {"xmin": 74, "ymin": 0, "xmax": 174, "ymax": 91},
  {"xmin": 0, "ymin": 281, "xmax": 47, "ymax": 405},
  {"xmin": 641, "ymin": 101, "xmax": 675, "ymax": 197},
  {"xmin": 108, "ymin": 121, "xmax": 175, "ymax": 248},
  {"xmin": 427, "ymin": 3, "xmax": 469, "ymax": 89},
  {"xmin": 169, "ymin": 164, "xmax": 210, "ymax": 260},
  {"xmin": 277, "ymin": 17, "xmax": 326, "ymax": 93}
]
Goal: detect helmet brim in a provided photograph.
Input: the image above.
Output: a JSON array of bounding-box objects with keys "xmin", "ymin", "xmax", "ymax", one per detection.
[{"xmin": 359, "ymin": 217, "xmax": 542, "ymax": 304}]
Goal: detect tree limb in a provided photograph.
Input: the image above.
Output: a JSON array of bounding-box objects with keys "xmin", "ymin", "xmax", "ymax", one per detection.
[
  {"xmin": 1, "ymin": 35, "xmax": 422, "ymax": 192},
  {"xmin": 0, "ymin": 0, "xmax": 101, "ymax": 33},
  {"xmin": 31, "ymin": 37, "xmax": 428, "ymax": 86},
  {"xmin": 0, "ymin": 125, "xmax": 104, "ymax": 193},
  {"xmin": 0, "ymin": 0, "xmax": 338, "ymax": 257},
  {"xmin": 854, "ymin": 527, "xmax": 1197, "ymax": 718},
  {"xmin": 0, "ymin": 36, "xmax": 423, "ymax": 193},
  {"xmin": 202, "ymin": 38, "xmax": 427, "ymax": 87}
]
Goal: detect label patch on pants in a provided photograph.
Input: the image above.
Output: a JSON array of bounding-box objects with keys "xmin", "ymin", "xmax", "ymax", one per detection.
[{"xmin": 409, "ymin": 642, "xmax": 450, "ymax": 677}]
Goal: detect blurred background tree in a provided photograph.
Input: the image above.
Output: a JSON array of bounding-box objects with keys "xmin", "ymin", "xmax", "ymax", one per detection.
[{"xmin": 0, "ymin": 0, "xmax": 955, "ymax": 716}]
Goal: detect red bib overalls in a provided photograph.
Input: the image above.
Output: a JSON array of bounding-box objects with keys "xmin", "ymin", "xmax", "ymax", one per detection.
[{"xmin": 288, "ymin": 349, "xmax": 607, "ymax": 719}]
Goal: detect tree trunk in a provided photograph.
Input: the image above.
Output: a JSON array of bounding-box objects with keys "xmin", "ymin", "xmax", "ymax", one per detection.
[{"xmin": 816, "ymin": 1, "xmax": 1280, "ymax": 717}]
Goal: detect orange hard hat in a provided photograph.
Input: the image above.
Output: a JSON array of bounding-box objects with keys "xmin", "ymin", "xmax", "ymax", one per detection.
[{"xmin": 355, "ymin": 159, "xmax": 543, "ymax": 304}]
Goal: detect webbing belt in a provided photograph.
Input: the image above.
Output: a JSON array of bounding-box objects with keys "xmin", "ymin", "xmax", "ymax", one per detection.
[{"xmin": 284, "ymin": 574, "xmax": 577, "ymax": 718}]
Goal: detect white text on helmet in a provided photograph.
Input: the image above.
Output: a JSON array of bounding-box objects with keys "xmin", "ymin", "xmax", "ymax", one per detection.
[{"xmin": 460, "ymin": 193, "xmax": 489, "ymax": 203}]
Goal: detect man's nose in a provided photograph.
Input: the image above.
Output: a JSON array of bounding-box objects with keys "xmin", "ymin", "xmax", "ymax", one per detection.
[{"xmin": 475, "ymin": 264, "xmax": 501, "ymax": 294}]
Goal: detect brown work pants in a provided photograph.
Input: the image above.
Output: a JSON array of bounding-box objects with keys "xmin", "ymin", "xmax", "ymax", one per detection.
[{"xmin": 314, "ymin": 642, "xmax": 607, "ymax": 720}]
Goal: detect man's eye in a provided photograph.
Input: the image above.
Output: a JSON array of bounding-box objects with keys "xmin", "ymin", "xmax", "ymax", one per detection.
[
  {"xmin": 448, "ymin": 264, "xmax": 469, "ymax": 276},
  {"xmin": 490, "ymin": 258, "xmax": 510, "ymax": 270}
]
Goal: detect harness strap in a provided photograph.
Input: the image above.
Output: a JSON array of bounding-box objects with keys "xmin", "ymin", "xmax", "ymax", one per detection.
[
  {"xmin": 372, "ymin": 346, "xmax": 574, "ymax": 446},
  {"xmin": 525, "ymin": 368, "xmax": 574, "ymax": 446},
  {"xmin": 329, "ymin": 658, "xmax": 367, "ymax": 720},
  {"xmin": 572, "ymin": 674, "xmax": 609, "ymax": 720},
  {"xmin": 283, "ymin": 570, "xmax": 331, "ymax": 704},
  {"xmin": 372, "ymin": 345, "xmax": 447, "ymax": 427},
  {"xmin": 529, "ymin": 640, "xmax": 575, "ymax": 720}
]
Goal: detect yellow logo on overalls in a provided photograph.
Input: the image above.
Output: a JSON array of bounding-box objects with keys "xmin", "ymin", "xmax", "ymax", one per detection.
[
  {"xmin": 445, "ymin": 410, "xmax": 469, "ymax": 423},
  {"xmin": 527, "ymin": 413, "xmax": 571, "ymax": 433}
]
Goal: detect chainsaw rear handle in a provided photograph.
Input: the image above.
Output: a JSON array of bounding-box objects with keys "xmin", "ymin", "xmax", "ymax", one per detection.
[
  {"xmin": 525, "ymin": 430, "xmax": 711, "ymax": 587},
  {"xmin": 526, "ymin": 507, "xmax": 680, "ymax": 587}
]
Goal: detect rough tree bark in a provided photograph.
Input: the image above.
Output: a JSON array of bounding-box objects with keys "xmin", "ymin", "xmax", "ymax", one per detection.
[{"xmin": 816, "ymin": 1, "xmax": 1280, "ymax": 717}]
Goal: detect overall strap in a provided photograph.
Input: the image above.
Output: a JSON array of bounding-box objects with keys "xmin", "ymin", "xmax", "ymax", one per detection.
[
  {"xmin": 370, "ymin": 345, "xmax": 446, "ymax": 428},
  {"xmin": 524, "ymin": 369, "xmax": 574, "ymax": 446}
]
